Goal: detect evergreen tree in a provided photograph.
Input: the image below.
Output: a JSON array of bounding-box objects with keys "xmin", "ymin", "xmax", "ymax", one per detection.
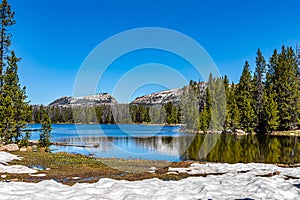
[
  {"xmin": 0, "ymin": 94, "xmax": 14, "ymax": 143},
  {"xmin": 236, "ymin": 61, "xmax": 256, "ymax": 132},
  {"xmin": 0, "ymin": 0, "xmax": 15, "ymax": 87},
  {"xmin": 286, "ymin": 47, "xmax": 300, "ymax": 128},
  {"xmin": 262, "ymin": 49, "xmax": 280, "ymax": 132},
  {"xmin": 38, "ymin": 112, "xmax": 52, "ymax": 151},
  {"xmin": 0, "ymin": 1, "xmax": 30, "ymax": 144},
  {"xmin": 164, "ymin": 102, "xmax": 179, "ymax": 124},
  {"xmin": 210, "ymin": 76, "xmax": 226, "ymax": 130},
  {"xmin": 180, "ymin": 84, "xmax": 199, "ymax": 131},
  {"xmin": 4, "ymin": 51, "xmax": 31, "ymax": 141},
  {"xmin": 199, "ymin": 105, "xmax": 209, "ymax": 132},
  {"xmin": 253, "ymin": 49, "xmax": 266, "ymax": 132},
  {"xmin": 223, "ymin": 75, "xmax": 230, "ymax": 130},
  {"xmin": 199, "ymin": 86, "xmax": 211, "ymax": 132},
  {"xmin": 266, "ymin": 49, "xmax": 278, "ymax": 90},
  {"xmin": 227, "ymin": 83, "xmax": 240, "ymax": 131},
  {"xmin": 262, "ymin": 92, "xmax": 279, "ymax": 132},
  {"xmin": 275, "ymin": 46, "xmax": 300, "ymax": 130},
  {"xmin": 0, "ymin": 51, "xmax": 30, "ymax": 143}
]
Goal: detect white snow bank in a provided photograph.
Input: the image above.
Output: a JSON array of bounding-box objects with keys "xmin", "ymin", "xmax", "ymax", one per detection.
[
  {"xmin": 169, "ymin": 162, "xmax": 300, "ymax": 178},
  {"xmin": 0, "ymin": 176, "xmax": 299, "ymax": 199},
  {"xmin": 0, "ymin": 163, "xmax": 299, "ymax": 200},
  {"xmin": 0, "ymin": 151, "xmax": 37, "ymax": 174},
  {"xmin": 0, "ymin": 151, "xmax": 22, "ymax": 165},
  {"xmin": 0, "ymin": 164, "xmax": 38, "ymax": 174}
]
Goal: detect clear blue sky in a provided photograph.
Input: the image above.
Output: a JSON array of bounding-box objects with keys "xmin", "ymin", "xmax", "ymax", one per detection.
[{"xmin": 10, "ymin": 0, "xmax": 300, "ymax": 104}]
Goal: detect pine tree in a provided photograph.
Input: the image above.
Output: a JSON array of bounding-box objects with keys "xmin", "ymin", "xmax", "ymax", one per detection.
[
  {"xmin": 274, "ymin": 46, "xmax": 300, "ymax": 130},
  {"xmin": 261, "ymin": 49, "xmax": 280, "ymax": 132},
  {"xmin": 253, "ymin": 49, "xmax": 266, "ymax": 132},
  {"xmin": 227, "ymin": 83, "xmax": 240, "ymax": 131},
  {"xmin": 199, "ymin": 86, "xmax": 211, "ymax": 132},
  {"xmin": 210, "ymin": 76, "xmax": 226, "ymax": 130},
  {"xmin": 0, "ymin": 94, "xmax": 14, "ymax": 143},
  {"xmin": 199, "ymin": 105, "xmax": 209, "ymax": 132},
  {"xmin": 38, "ymin": 112, "xmax": 52, "ymax": 152},
  {"xmin": 5, "ymin": 51, "xmax": 31, "ymax": 141},
  {"xmin": 0, "ymin": 0, "xmax": 15, "ymax": 87},
  {"xmin": 236, "ymin": 61, "xmax": 256, "ymax": 132},
  {"xmin": 266, "ymin": 49, "xmax": 278, "ymax": 90},
  {"xmin": 223, "ymin": 75, "xmax": 230, "ymax": 130},
  {"xmin": 286, "ymin": 47, "xmax": 300, "ymax": 128},
  {"xmin": 0, "ymin": 1, "xmax": 30, "ymax": 144},
  {"xmin": 180, "ymin": 84, "xmax": 199, "ymax": 131},
  {"xmin": 262, "ymin": 92, "xmax": 279, "ymax": 132}
]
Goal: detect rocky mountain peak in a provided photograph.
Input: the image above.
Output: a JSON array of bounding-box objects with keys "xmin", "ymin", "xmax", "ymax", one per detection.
[
  {"xmin": 131, "ymin": 88, "xmax": 183, "ymax": 105},
  {"xmin": 48, "ymin": 93, "xmax": 117, "ymax": 107}
]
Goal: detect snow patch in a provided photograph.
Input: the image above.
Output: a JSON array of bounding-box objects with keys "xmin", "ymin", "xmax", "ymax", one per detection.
[
  {"xmin": 0, "ymin": 151, "xmax": 37, "ymax": 174},
  {"xmin": 0, "ymin": 164, "xmax": 38, "ymax": 174},
  {"xmin": 0, "ymin": 151, "xmax": 22, "ymax": 165}
]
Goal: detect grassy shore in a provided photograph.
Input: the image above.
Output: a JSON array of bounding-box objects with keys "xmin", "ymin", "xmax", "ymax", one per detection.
[{"xmin": 1, "ymin": 150, "xmax": 196, "ymax": 185}]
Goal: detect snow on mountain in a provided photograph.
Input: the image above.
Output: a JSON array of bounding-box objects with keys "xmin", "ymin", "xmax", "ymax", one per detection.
[
  {"xmin": 48, "ymin": 93, "xmax": 117, "ymax": 107},
  {"xmin": 131, "ymin": 88, "xmax": 183, "ymax": 105},
  {"xmin": 47, "ymin": 82, "xmax": 207, "ymax": 107},
  {"xmin": 131, "ymin": 82, "xmax": 207, "ymax": 105}
]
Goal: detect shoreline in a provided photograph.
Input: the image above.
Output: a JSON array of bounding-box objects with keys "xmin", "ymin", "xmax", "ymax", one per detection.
[
  {"xmin": 180, "ymin": 128, "xmax": 300, "ymax": 137},
  {"xmin": 27, "ymin": 123, "xmax": 300, "ymax": 136}
]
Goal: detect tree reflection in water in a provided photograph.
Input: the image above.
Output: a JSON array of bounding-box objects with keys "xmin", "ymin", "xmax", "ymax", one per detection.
[{"xmin": 183, "ymin": 134, "xmax": 299, "ymax": 164}]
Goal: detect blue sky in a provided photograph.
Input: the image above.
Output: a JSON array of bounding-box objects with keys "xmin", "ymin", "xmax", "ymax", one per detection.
[{"xmin": 10, "ymin": 0, "xmax": 300, "ymax": 104}]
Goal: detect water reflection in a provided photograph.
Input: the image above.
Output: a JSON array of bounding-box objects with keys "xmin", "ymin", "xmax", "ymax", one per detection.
[
  {"xmin": 53, "ymin": 134, "xmax": 299, "ymax": 164},
  {"xmin": 183, "ymin": 134, "xmax": 299, "ymax": 164},
  {"xmin": 56, "ymin": 135, "xmax": 194, "ymax": 160}
]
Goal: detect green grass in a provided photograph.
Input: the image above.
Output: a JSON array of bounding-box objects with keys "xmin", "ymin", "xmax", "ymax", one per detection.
[{"xmin": 1, "ymin": 150, "xmax": 192, "ymax": 185}]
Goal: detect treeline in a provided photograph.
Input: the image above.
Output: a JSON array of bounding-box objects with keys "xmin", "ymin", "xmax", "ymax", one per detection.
[{"xmin": 31, "ymin": 102, "xmax": 181, "ymax": 125}]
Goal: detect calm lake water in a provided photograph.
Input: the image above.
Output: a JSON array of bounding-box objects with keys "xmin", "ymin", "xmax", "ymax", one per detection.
[{"xmin": 28, "ymin": 124, "xmax": 300, "ymax": 163}]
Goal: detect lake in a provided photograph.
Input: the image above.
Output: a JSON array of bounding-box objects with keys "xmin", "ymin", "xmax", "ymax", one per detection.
[{"xmin": 28, "ymin": 124, "xmax": 300, "ymax": 163}]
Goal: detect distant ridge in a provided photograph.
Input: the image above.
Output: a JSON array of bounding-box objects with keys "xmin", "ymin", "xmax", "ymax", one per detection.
[
  {"xmin": 130, "ymin": 88, "xmax": 183, "ymax": 106},
  {"xmin": 131, "ymin": 82, "xmax": 207, "ymax": 105},
  {"xmin": 48, "ymin": 93, "xmax": 117, "ymax": 107},
  {"xmin": 48, "ymin": 82, "xmax": 207, "ymax": 107}
]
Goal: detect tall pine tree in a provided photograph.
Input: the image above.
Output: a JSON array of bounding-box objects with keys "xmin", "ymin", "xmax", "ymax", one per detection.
[
  {"xmin": 275, "ymin": 46, "xmax": 300, "ymax": 130},
  {"xmin": 5, "ymin": 51, "xmax": 31, "ymax": 141},
  {"xmin": 227, "ymin": 82, "xmax": 240, "ymax": 131},
  {"xmin": 236, "ymin": 61, "xmax": 256, "ymax": 132},
  {"xmin": 0, "ymin": 0, "xmax": 15, "ymax": 87},
  {"xmin": 38, "ymin": 112, "xmax": 52, "ymax": 152},
  {"xmin": 253, "ymin": 48, "xmax": 266, "ymax": 132},
  {"xmin": 0, "ymin": 1, "xmax": 30, "ymax": 143}
]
